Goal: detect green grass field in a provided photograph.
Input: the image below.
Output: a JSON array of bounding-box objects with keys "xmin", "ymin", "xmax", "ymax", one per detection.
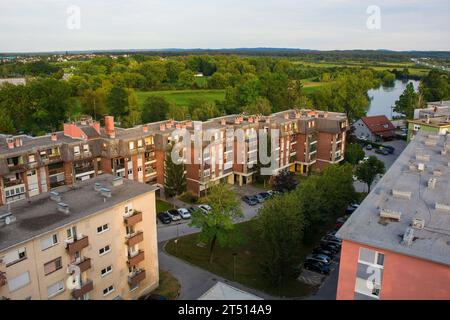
[{"xmin": 136, "ymin": 89, "xmax": 226, "ymax": 107}]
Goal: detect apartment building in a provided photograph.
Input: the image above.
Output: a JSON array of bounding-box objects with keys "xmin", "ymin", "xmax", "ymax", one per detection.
[
  {"xmin": 408, "ymin": 101, "xmax": 450, "ymax": 142},
  {"xmin": 336, "ymin": 132, "xmax": 450, "ymax": 300},
  {"xmin": 0, "ymin": 109, "xmax": 348, "ymax": 200},
  {"xmin": 0, "ymin": 174, "xmax": 158, "ymax": 300}
]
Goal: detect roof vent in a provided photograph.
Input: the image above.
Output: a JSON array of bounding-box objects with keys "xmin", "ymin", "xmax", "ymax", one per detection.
[
  {"xmin": 435, "ymin": 203, "xmax": 450, "ymax": 212},
  {"xmin": 57, "ymin": 202, "xmax": 70, "ymax": 215},
  {"xmin": 428, "ymin": 178, "xmax": 437, "ymax": 189},
  {"xmin": 402, "ymin": 227, "xmax": 415, "ymax": 246},
  {"xmin": 100, "ymin": 188, "xmax": 112, "ymax": 198},
  {"xmin": 380, "ymin": 208, "xmax": 402, "ymax": 221},
  {"xmin": 0, "ymin": 212, "xmax": 17, "ymax": 226},
  {"xmin": 94, "ymin": 183, "xmax": 102, "ymax": 191},
  {"xmin": 392, "ymin": 189, "xmax": 412, "ymax": 200},
  {"xmin": 112, "ymin": 177, "xmax": 123, "ymax": 187},
  {"xmin": 50, "ymin": 191, "xmax": 61, "ymax": 202},
  {"xmin": 412, "ymin": 218, "xmax": 425, "ymax": 230},
  {"xmin": 417, "ymin": 163, "xmax": 425, "ymax": 171}
]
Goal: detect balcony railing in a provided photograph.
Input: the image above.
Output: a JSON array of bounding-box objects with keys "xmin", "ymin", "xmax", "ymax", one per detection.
[
  {"xmin": 65, "ymin": 236, "xmax": 89, "ymax": 255},
  {"xmin": 126, "ymin": 231, "xmax": 144, "ymax": 247},
  {"xmin": 3, "ymin": 179, "xmax": 25, "ymax": 188},
  {"xmin": 75, "ymin": 257, "xmax": 91, "ymax": 273},
  {"xmin": 72, "ymin": 280, "xmax": 93, "ymax": 299},
  {"xmin": 127, "ymin": 250, "xmax": 145, "ymax": 267},
  {"xmin": 128, "ymin": 269, "xmax": 146, "ymax": 287},
  {"xmin": 124, "ymin": 210, "xmax": 143, "ymax": 227}
]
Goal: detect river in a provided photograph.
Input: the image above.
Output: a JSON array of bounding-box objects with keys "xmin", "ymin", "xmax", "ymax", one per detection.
[{"xmin": 367, "ymin": 79, "xmax": 420, "ymax": 119}]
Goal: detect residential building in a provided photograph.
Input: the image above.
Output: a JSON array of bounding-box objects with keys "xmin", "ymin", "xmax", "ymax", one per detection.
[
  {"xmin": 353, "ymin": 115, "xmax": 396, "ymax": 142},
  {"xmin": 336, "ymin": 132, "xmax": 450, "ymax": 300},
  {"xmin": 408, "ymin": 101, "xmax": 450, "ymax": 142},
  {"xmin": 0, "ymin": 175, "xmax": 158, "ymax": 300},
  {"xmin": 0, "ymin": 109, "xmax": 348, "ymax": 200}
]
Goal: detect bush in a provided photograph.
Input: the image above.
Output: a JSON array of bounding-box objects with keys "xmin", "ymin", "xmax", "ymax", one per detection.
[{"xmin": 178, "ymin": 191, "xmax": 199, "ymax": 204}]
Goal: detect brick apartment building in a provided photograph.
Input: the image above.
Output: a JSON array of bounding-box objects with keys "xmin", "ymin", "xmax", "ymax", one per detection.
[
  {"xmin": 0, "ymin": 175, "xmax": 158, "ymax": 300},
  {"xmin": 336, "ymin": 132, "xmax": 450, "ymax": 300},
  {"xmin": 0, "ymin": 109, "xmax": 348, "ymax": 201}
]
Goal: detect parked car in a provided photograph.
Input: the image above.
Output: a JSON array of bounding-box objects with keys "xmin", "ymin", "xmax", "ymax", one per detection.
[
  {"xmin": 254, "ymin": 194, "xmax": 265, "ymax": 203},
  {"xmin": 198, "ymin": 204, "xmax": 212, "ymax": 214},
  {"xmin": 321, "ymin": 242, "xmax": 340, "ymax": 254},
  {"xmin": 303, "ymin": 261, "xmax": 331, "ymax": 275},
  {"xmin": 157, "ymin": 212, "xmax": 172, "ymax": 224},
  {"xmin": 312, "ymin": 247, "xmax": 334, "ymax": 258},
  {"xmin": 345, "ymin": 205, "xmax": 357, "ymax": 214},
  {"xmin": 177, "ymin": 208, "xmax": 191, "ymax": 219},
  {"xmin": 322, "ymin": 234, "xmax": 342, "ymax": 243},
  {"xmin": 306, "ymin": 254, "xmax": 331, "ymax": 265},
  {"xmin": 321, "ymin": 237, "xmax": 342, "ymax": 247},
  {"xmin": 242, "ymin": 195, "xmax": 258, "ymax": 206},
  {"xmin": 366, "ymin": 144, "xmax": 373, "ymax": 150},
  {"xmin": 335, "ymin": 216, "xmax": 348, "ymax": 228},
  {"xmin": 166, "ymin": 209, "xmax": 182, "ymax": 221},
  {"xmin": 259, "ymin": 192, "xmax": 271, "ymax": 200},
  {"xmin": 187, "ymin": 207, "xmax": 197, "ymax": 214},
  {"xmin": 375, "ymin": 147, "xmax": 389, "ymax": 155},
  {"xmin": 267, "ymin": 190, "xmax": 281, "ymax": 197},
  {"xmin": 382, "ymin": 145, "xmax": 395, "ymax": 154}
]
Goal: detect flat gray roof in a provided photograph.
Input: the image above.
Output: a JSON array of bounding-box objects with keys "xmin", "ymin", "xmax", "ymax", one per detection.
[
  {"xmin": 337, "ymin": 132, "xmax": 450, "ymax": 266},
  {"xmin": 0, "ymin": 174, "xmax": 157, "ymax": 252}
]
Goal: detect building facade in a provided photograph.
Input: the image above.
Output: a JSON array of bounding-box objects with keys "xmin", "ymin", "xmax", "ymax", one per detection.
[
  {"xmin": 0, "ymin": 109, "xmax": 348, "ymax": 200},
  {"xmin": 353, "ymin": 115, "xmax": 396, "ymax": 142},
  {"xmin": 407, "ymin": 101, "xmax": 450, "ymax": 142},
  {"xmin": 0, "ymin": 175, "xmax": 158, "ymax": 300}
]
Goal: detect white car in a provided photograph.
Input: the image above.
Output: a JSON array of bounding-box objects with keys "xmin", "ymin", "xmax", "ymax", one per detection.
[
  {"xmin": 198, "ymin": 204, "xmax": 212, "ymax": 214},
  {"xmin": 177, "ymin": 208, "xmax": 191, "ymax": 219}
]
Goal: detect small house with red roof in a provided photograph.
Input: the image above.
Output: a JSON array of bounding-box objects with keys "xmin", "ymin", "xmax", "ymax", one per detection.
[{"xmin": 353, "ymin": 115, "xmax": 396, "ymax": 142}]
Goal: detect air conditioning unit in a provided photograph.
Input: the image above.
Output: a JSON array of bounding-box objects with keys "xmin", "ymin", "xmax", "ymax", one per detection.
[
  {"xmin": 380, "ymin": 208, "xmax": 402, "ymax": 221},
  {"xmin": 412, "ymin": 218, "xmax": 425, "ymax": 230},
  {"xmin": 402, "ymin": 227, "xmax": 415, "ymax": 246},
  {"xmin": 417, "ymin": 163, "xmax": 425, "ymax": 171},
  {"xmin": 100, "ymin": 188, "xmax": 112, "ymax": 198},
  {"xmin": 428, "ymin": 178, "xmax": 437, "ymax": 189},
  {"xmin": 392, "ymin": 189, "xmax": 412, "ymax": 200}
]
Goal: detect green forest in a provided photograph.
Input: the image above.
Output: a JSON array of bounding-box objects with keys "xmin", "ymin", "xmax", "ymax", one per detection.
[{"xmin": 0, "ymin": 53, "xmax": 449, "ymax": 136}]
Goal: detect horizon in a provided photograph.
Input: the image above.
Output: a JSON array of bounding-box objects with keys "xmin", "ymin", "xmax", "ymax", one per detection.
[{"xmin": 1, "ymin": 0, "xmax": 449, "ymax": 53}]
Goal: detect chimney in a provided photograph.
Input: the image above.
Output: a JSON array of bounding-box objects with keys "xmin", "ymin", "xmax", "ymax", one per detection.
[
  {"xmin": 160, "ymin": 124, "xmax": 166, "ymax": 131},
  {"xmin": 176, "ymin": 123, "xmax": 182, "ymax": 129},
  {"xmin": 104, "ymin": 116, "xmax": 115, "ymax": 138},
  {"xmin": 91, "ymin": 121, "xmax": 101, "ymax": 134},
  {"xmin": 221, "ymin": 118, "xmax": 226, "ymax": 126},
  {"xmin": 6, "ymin": 138, "xmax": 14, "ymax": 149},
  {"xmin": 143, "ymin": 125, "xmax": 148, "ymax": 133},
  {"xmin": 14, "ymin": 137, "xmax": 23, "ymax": 147},
  {"xmin": 51, "ymin": 133, "xmax": 58, "ymax": 141}
]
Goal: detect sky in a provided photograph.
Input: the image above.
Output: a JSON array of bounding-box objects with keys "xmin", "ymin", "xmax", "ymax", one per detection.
[{"xmin": 0, "ymin": 0, "xmax": 449, "ymax": 53}]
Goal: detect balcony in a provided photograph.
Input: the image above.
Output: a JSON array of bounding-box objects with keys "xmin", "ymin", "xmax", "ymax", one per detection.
[
  {"xmin": 27, "ymin": 162, "xmax": 38, "ymax": 169},
  {"xmin": 127, "ymin": 250, "xmax": 145, "ymax": 267},
  {"xmin": 124, "ymin": 210, "xmax": 143, "ymax": 227},
  {"xmin": 72, "ymin": 280, "xmax": 93, "ymax": 299},
  {"xmin": 3, "ymin": 179, "xmax": 24, "ymax": 188},
  {"xmin": 126, "ymin": 231, "xmax": 144, "ymax": 247},
  {"xmin": 75, "ymin": 257, "xmax": 91, "ymax": 273},
  {"xmin": 66, "ymin": 236, "xmax": 89, "ymax": 255},
  {"xmin": 0, "ymin": 272, "xmax": 6, "ymax": 287},
  {"xmin": 128, "ymin": 269, "xmax": 146, "ymax": 287}
]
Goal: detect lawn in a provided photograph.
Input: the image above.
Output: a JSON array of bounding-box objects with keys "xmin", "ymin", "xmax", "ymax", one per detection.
[
  {"xmin": 151, "ymin": 269, "xmax": 181, "ymax": 300},
  {"xmin": 156, "ymin": 199, "xmax": 174, "ymax": 213},
  {"xmin": 136, "ymin": 89, "xmax": 226, "ymax": 107},
  {"xmin": 165, "ymin": 219, "xmax": 320, "ymax": 298}
]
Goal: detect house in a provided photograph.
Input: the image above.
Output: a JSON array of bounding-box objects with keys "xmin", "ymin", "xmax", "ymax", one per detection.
[
  {"xmin": 407, "ymin": 101, "xmax": 450, "ymax": 142},
  {"xmin": 353, "ymin": 115, "xmax": 396, "ymax": 142},
  {"xmin": 336, "ymin": 132, "xmax": 450, "ymax": 300}
]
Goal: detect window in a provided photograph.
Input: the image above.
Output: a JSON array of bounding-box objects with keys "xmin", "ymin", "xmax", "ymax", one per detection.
[
  {"xmin": 137, "ymin": 140, "xmax": 143, "ymax": 148},
  {"xmin": 8, "ymin": 272, "xmax": 30, "ymax": 292},
  {"xmin": 3, "ymin": 247, "xmax": 27, "ymax": 267},
  {"xmin": 97, "ymin": 224, "xmax": 109, "ymax": 234},
  {"xmin": 358, "ymin": 248, "xmax": 384, "ymax": 267},
  {"xmin": 28, "ymin": 155, "xmax": 36, "ymax": 163},
  {"xmin": 101, "ymin": 266, "xmax": 113, "ymax": 277},
  {"xmin": 124, "ymin": 204, "xmax": 133, "ymax": 215},
  {"xmin": 83, "ymin": 144, "xmax": 90, "ymax": 153},
  {"xmin": 47, "ymin": 280, "xmax": 65, "ymax": 298},
  {"xmin": 66, "ymin": 226, "xmax": 77, "ymax": 240},
  {"xmin": 103, "ymin": 285, "xmax": 115, "ymax": 296},
  {"xmin": 44, "ymin": 257, "xmax": 63, "ymax": 276},
  {"xmin": 41, "ymin": 234, "xmax": 59, "ymax": 251},
  {"xmin": 99, "ymin": 245, "xmax": 111, "ymax": 256},
  {"xmin": 129, "ymin": 141, "xmax": 135, "ymax": 150},
  {"xmin": 74, "ymin": 146, "xmax": 80, "ymax": 155}
]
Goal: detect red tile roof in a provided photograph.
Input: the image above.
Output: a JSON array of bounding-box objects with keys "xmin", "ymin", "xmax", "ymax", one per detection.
[{"xmin": 361, "ymin": 115, "xmax": 395, "ymax": 136}]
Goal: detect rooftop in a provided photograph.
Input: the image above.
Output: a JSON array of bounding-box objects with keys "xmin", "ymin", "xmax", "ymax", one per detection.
[
  {"xmin": 361, "ymin": 115, "xmax": 395, "ymax": 136},
  {"xmin": 0, "ymin": 174, "xmax": 157, "ymax": 252},
  {"xmin": 337, "ymin": 132, "xmax": 450, "ymax": 267}
]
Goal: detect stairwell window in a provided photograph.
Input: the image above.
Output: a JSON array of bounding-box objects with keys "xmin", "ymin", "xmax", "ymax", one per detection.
[
  {"xmin": 101, "ymin": 266, "xmax": 113, "ymax": 277},
  {"xmin": 99, "ymin": 245, "xmax": 111, "ymax": 256},
  {"xmin": 103, "ymin": 285, "xmax": 115, "ymax": 296},
  {"xmin": 97, "ymin": 224, "xmax": 109, "ymax": 234}
]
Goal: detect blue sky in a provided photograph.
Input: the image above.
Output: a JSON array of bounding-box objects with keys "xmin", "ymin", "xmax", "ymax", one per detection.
[{"xmin": 0, "ymin": 0, "xmax": 449, "ymax": 52}]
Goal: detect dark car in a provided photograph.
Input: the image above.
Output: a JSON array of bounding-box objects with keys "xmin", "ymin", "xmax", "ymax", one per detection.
[
  {"xmin": 187, "ymin": 207, "xmax": 197, "ymax": 214},
  {"xmin": 259, "ymin": 192, "xmax": 271, "ymax": 200},
  {"xmin": 321, "ymin": 236, "xmax": 342, "ymax": 247},
  {"xmin": 366, "ymin": 144, "xmax": 373, "ymax": 150},
  {"xmin": 382, "ymin": 145, "xmax": 395, "ymax": 154},
  {"xmin": 242, "ymin": 195, "xmax": 258, "ymax": 206},
  {"xmin": 312, "ymin": 247, "xmax": 334, "ymax": 258},
  {"xmin": 321, "ymin": 242, "xmax": 340, "ymax": 254},
  {"xmin": 157, "ymin": 212, "xmax": 171, "ymax": 224},
  {"xmin": 303, "ymin": 261, "xmax": 330, "ymax": 274},
  {"xmin": 375, "ymin": 147, "xmax": 389, "ymax": 155},
  {"xmin": 345, "ymin": 205, "xmax": 357, "ymax": 215}
]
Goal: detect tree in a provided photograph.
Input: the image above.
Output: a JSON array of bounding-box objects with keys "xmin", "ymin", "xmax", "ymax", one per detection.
[
  {"xmin": 177, "ymin": 70, "xmax": 195, "ymax": 88},
  {"xmin": 122, "ymin": 89, "xmax": 141, "ymax": 128},
  {"xmin": 355, "ymin": 156, "xmax": 385, "ymax": 193},
  {"xmin": 189, "ymin": 183, "xmax": 242, "ymax": 263},
  {"xmin": 190, "ymin": 100, "xmax": 221, "ymax": 121},
  {"xmin": 107, "ymin": 86, "xmax": 129, "ymax": 119},
  {"xmin": 139, "ymin": 61, "xmax": 167, "ymax": 89},
  {"xmin": 272, "ymin": 169, "xmax": 298, "ymax": 192},
  {"xmin": 419, "ymin": 70, "xmax": 449, "ymax": 102},
  {"xmin": 80, "ymin": 88, "xmax": 107, "ymax": 120},
  {"xmin": 242, "ymin": 96, "xmax": 272, "ymax": 116},
  {"xmin": 382, "ymin": 71, "xmax": 396, "ymax": 86},
  {"xmin": 394, "ymin": 83, "xmax": 418, "ymax": 119},
  {"xmin": 256, "ymin": 192, "xmax": 304, "ymax": 286},
  {"xmin": 163, "ymin": 142, "xmax": 186, "ymax": 198},
  {"xmin": 345, "ymin": 143, "xmax": 365, "ymax": 165},
  {"xmin": 141, "ymin": 96, "xmax": 170, "ymax": 123}
]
